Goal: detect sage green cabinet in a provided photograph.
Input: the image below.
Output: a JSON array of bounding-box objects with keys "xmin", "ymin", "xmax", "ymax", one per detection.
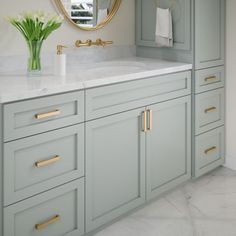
[
  {"xmin": 146, "ymin": 96, "xmax": 191, "ymax": 200},
  {"xmin": 195, "ymin": 0, "xmax": 225, "ymax": 69},
  {"xmin": 85, "ymin": 108, "xmax": 146, "ymax": 232}
]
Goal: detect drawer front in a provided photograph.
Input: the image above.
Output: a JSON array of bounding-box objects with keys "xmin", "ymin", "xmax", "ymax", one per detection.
[
  {"xmin": 86, "ymin": 71, "xmax": 191, "ymax": 120},
  {"xmin": 4, "ymin": 125, "xmax": 84, "ymax": 206},
  {"xmin": 195, "ymin": 88, "xmax": 225, "ymax": 135},
  {"xmin": 4, "ymin": 91, "xmax": 84, "ymax": 141},
  {"xmin": 4, "ymin": 179, "xmax": 84, "ymax": 236},
  {"xmin": 195, "ymin": 126, "xmax": 225, "ymax": 177},
  {"xmin": 195, "ymin": 66, "xmax": 225, "ymax": 94}
]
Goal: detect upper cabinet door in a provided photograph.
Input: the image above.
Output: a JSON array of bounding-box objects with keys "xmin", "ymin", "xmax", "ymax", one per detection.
[
  {"xmin": 136, "ymin": 0, "xmax": 191, "ymax": 51},
  {"xmin": 195, "ymin": 0, "xmax": 225, "ymax": 69}
]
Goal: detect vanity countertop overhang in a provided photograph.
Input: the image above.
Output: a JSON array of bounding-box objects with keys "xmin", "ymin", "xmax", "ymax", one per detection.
[{"xmin": 0, "ymin": 57, "xmax": 192, "ymax": 103}]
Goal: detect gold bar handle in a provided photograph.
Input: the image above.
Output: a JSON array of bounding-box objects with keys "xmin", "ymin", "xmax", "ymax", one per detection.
[
  {"xmin": 35, "ymin": 155, "xmax": 61, "ymax": 168},
  {"xmin": 204, "ymin": 107, "xmax": 217, "ymax": 113},
  {"xmin": 35, "ymin": 110, "xmax": 61, "ymax": 120},
  {"xmin": 204, "ymin": 146, "xmax": 217, "ymax": 155},
  {"xmin": 35, "ymin": 215, "xmax": 61, "ymax": 230},
  {"xmin": 205, "ymin": 76, "xmax": 217, "ymax": 82},
  {"xmin": 147, "ymin": 109, "xmax": 153, "ymax": 131},
  {"xmin": 142, "ymin": 111, "xmax": 147, "ymax": 132}
]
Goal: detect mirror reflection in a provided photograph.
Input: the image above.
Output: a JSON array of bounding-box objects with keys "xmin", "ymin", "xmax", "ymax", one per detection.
[{"xmin": 60, "ymin": 0, "xmax": 116, "ymax": 28}]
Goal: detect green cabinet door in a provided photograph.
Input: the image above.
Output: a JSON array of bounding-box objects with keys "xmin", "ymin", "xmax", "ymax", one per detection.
[
  {"xmin": 85, "ymin": 108, "xmax": 146, "ymax": 232},
  {"xmin": 195, "ymin": 0, "xmax": 225, "ymax": 69},
  {"xmin": 146, "ymin": 96, "xmax": 191, "ymax": 200}
]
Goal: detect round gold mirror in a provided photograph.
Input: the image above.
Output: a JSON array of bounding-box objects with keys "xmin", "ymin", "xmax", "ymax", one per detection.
[{"xmin": 54, "ymin": 0, "xmax": 121, "ymax": 31}]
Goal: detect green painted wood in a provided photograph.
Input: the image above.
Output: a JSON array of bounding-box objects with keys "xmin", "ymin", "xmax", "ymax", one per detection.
[
  {"xmin": 146, "ymin": 96, "xmax": 191, "ymax": 200},
  {"xmin": 85, "ymin": 108, "xmax": 146, "ymax": 232},
  {"xmin": 86, "ymin": 71, "xmax": 191, "ymax": 120},
  {"xmin": 4, "ymin": 124, "xmax": 84, "ymax": 206},
  {"xmin": 195, "ymin": 88, "xmax": 225, "ymax": 135},
  {"xmin": 136, "ymin": 0, "xmax": 191, "ymax": 51},
  {"xmin": 4, "ymin": 179, "xmax": 84, "ymax": 236},
  {"xmin": 195, "ymin": 0, "xmax": 225, "ymax": 69},
  {"xmin": 194, "ymin": 126, "xmax": 225, "ymax": 178},
  {"xmin": 195, "ymin": 66, "xmax": 225, "ymax": 94},
  {"xmin": 4, "ymin": 91, "xmax": 84, "ymax": 142}
]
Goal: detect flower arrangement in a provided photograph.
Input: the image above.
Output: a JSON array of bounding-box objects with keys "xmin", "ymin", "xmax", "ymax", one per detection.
[{"xmin": 7, "ymin": 11, "xmax": 63, "ymax": 75}]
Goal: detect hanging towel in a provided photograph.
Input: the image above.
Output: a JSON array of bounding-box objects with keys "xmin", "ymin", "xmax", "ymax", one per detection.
[
  {"xmin": 97, "ymin": 9, "xmax": 108, "ymax": 24},
  {"xmin": 155, "ymin": 8, "xmax": 173, "ymax": 47}
]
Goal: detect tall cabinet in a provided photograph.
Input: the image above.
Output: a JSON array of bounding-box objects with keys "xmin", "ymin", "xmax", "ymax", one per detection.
[{"xmin": 136, "ymin": 0, "xmax": 225, "ymax": 178}]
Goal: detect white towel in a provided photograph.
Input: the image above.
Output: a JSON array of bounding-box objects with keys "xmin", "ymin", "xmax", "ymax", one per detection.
[
  {"xmin": 97, "ymin": 9, "xmax": 108, "ymax": 24},
  {"xmin": 155, "ymin": 8, "xmax": 173, "ymax": 47}
]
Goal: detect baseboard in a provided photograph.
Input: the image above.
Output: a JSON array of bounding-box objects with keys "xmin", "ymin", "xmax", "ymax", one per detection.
[{"xmin": 224, "ymin": 155, "xmax": 236, "ymax": 170}]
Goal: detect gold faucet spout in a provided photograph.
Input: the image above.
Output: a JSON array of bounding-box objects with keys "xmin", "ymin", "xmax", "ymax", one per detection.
[{"xmin": 75, "ymin": 39, "xmax": 113, "ymax": 48}]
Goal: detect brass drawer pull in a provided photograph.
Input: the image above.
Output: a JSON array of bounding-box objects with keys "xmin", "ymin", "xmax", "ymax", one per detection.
[
  {"xmin": 204, "ymin": 107, "xmax": 217, "ymax": 113},
  {"xmin": 204, "ymin": 146, "xmax": 217, "ymax": 155},
  {"xmin": 142, "ymin": 110, "xmax": 147, "ymax": 132},
  {"xmin": 35, "ymin": 155, "xmax": 61, "ymax": 168},
  {"xmin": 147, "ymin": 109, "xmax": 153, "ymax": 131},
  {"xmin": 35, "ymin": 215, "xmax": 61, "ymax": 230},
  {"xmin": 205, "ymin": 76, "xmax": 217, "ymax": 82},
  {"xmin": 35, "ymin": 109, "xmax": 61, "ymax": 119}
]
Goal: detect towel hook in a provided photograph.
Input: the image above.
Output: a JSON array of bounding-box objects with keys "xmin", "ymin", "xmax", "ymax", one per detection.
[{"xmin": 156, "ymin": 0, "xmax": 177, "ymax": 9}]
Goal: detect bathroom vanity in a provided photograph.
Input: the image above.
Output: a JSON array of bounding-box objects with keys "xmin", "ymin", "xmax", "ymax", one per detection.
[{"xmin": 0, "ymin": 59, "xmax": 193, "ymax": 236}]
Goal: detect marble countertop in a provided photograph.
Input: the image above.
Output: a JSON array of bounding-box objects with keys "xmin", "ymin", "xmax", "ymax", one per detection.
[{"xmin": 0, "ymin": 57, "xmax": 192, "ymax": 103}]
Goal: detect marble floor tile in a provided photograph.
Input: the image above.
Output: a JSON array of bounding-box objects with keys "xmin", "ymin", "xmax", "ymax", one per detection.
[{"xmin": 95, "ymin": 167, "xmax": 236, "ymax": 236}]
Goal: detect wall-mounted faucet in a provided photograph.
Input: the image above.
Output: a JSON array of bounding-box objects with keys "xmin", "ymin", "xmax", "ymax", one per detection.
[{"xmin": 75, "ymin": 38, "xmax": 113, "ymax": 48}]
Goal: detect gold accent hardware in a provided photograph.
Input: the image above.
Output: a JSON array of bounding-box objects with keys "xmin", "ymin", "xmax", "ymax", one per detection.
[
  {"xmin": 35, "ymin": 155, "xmax": 61, "ymax": 168},
  {"xmin": 205, "ymin": 76, "xmax": 217, "ymax": 82},
  {"xmin": 56, "ymin": 45, "xmax": 67, "ymax": 55},
  {"xmin": 204, "ymin": 146, "xmax": 217, "ymax": 155},
  {"xmin": 204, "ymin": 107, "xmax": 217, "ymax": 113},
  {"xmin": 35, "ymin": 110, "xmax": 61, "ymax": 120},
  {"xmin": 35, "ymin": 215, "xmax": 61, "ymax": 230},
  {"xmin": 147, "ymin": 109, "xmax": 153, "ymax": 131},
  {"xmin": 142, "ymin": 110, "xmax": 147, "ymax": 132},
  {"xmin": 75, "ymin": 38, "xmax": 113, "ymax": 48}
]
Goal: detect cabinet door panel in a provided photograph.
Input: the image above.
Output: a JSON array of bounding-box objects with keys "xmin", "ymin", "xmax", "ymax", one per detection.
[
  {"xmin": 195, "ymin": 0, "xmax": 225, "ymax": 69},
  {"xmin": 86, "ymin": 108, "xmax": 145, "ymax": 232},
  {"xmin": 146, "ymin": 96, "xmax": 191, "ymax": 200}
]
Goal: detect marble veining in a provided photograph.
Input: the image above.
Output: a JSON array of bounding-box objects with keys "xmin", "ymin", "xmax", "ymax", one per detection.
[
  {"xmin": 0, "ymin": 57, "xmax": 192, "ymax": 103},
  {"xmin": 95, "ymin": 167, "xmax": 236, "ymax": 236}
]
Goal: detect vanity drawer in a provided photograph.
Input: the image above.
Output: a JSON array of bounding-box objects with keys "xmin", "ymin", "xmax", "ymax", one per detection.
[
  {"xmin": 86, "ymin": 71, "xmax": 191, "ymax": 120},
  {"xmin": 4, "ymin": 125, "xmax": 84, "ymax": 206},
  {"xmin": 195, "ymin": 126, "xmax": 225, "ymax": 177},
  {"xmin": 3, "ymin": 91, "xmax": 84, "ymax": 141},
  {"xmin": 195, "ymin": 88, "xmax": 225, "ymax": 135},
  {"xmin": 4, "ymin": 179, "xmax": 84, "ymax": 236},
  {"xmin": 195, "ymin": 66, "xmax": 225, "ymax": 94}
]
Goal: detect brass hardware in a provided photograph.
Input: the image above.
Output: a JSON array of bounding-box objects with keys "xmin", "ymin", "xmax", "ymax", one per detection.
[
  {"xmin": 35, "ymin": 215, "xmax": 61, "ymax": 230},
  {"xmin": 142, "ymin": 110, "xmax": 147, "ymax": 132},
  {"xmin": 147, "ymin": 109, "xmax": 153, "ymax": 131},
  {"xmin": 35, "ymin": 155, "xmax": 61, "ymax": 168},
  {"xmin": 204, "ymin": 107, "xmax": 217, "ymax": 113},
  {"xmin": 204, "ymin": 146, "xmax": 217, "ymax": 155},
  {"xmin": 56, "ymin": 45, "xmax": 67, "ymax": 55},
  {"xmin": 75, "ymin": 38, "xmax": 113, "ymax": 48},
  {"xmin": 205, "ymin": 76, "xmax": 217, "ymax": 82},
  {"xmin": 35, "ymin": 110, "xmax": 61, "ymax": 120}
]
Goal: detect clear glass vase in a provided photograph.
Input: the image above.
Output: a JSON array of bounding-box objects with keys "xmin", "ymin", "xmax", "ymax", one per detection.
[{"xmin": 27, "ymin": 40, "xmax": 43, "ymax": 76}]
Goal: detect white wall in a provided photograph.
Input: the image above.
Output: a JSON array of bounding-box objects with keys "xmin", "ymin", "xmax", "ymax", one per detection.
[
  {"xmin": 0, "ymin": 0, "xmax": 135, "ymax": 56},
  {"xmin": 225, "ymin": 0, "xmax": 236, "ymax": 169}
]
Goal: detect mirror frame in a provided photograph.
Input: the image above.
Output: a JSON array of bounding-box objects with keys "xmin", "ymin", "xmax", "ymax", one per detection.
[{"xmin": 54, "ymin": 0, "xmax": 121, "ymax": 31}]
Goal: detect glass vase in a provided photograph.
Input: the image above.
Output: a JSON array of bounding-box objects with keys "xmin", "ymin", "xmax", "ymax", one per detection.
[{"xmin": 27, "ymin": 40, "xmax": 43, "ymax": 76}]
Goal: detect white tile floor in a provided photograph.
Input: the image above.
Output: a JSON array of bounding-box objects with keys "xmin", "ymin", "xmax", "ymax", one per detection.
[{"xmin": 95, "ymin": 167, "xmax": 236, "ymax": 236}]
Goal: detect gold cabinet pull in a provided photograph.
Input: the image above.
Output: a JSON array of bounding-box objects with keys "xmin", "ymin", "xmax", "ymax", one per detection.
[
  {"xmin": 35, "ymin": 155, "xmax": 61, "ymax": 168},
  {"xmin": 204, "ymin": 107, "xmax": 217, "ymax": 113},
  {"xmin": 204, "ymin": 146, "xmax": 217, "ymax": 155},
  {"xmin": 35, "ymin": 215, "xmax": 61, "ymax": 230},
  {"xmin": 147, "ymin": 109, "xmax": 153, "ymax": 131},
  {"xmin": 35, "ymin": 109, "xmax": 61, "ymax": 120},
  {"xmin": 205, "ymin": 76, "xmax": 217, "ymax": 82},
  {"xmin": 142, "ymin": 110, "xmax": 147, "ymax": 132}
]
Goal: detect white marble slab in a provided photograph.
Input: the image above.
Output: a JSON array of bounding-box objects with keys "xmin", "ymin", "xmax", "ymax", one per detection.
[{"xmin": 0, "ymin": 57, "xmax": 192, "ymax": 103}]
